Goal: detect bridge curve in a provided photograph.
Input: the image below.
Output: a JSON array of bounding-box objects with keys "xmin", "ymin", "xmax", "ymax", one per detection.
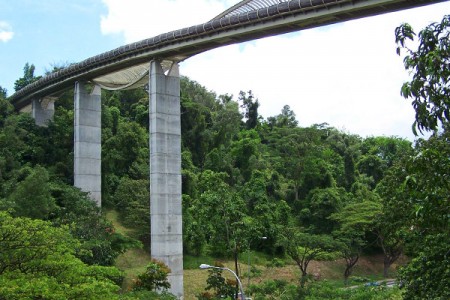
[{"xmin": 10, "ymin": 0, "xmax": 444, "ymax": 109}]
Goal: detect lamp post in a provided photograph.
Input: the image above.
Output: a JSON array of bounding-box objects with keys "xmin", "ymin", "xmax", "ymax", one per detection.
[
  {"xmin": 199, "ymin": 264, "xmax": 246, "ymax": 300},
  {"xmin": 248, "ymin": 236, "xmax": 267, "ymax": 286}
]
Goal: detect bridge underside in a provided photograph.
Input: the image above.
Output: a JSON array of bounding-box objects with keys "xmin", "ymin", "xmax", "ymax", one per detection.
[{"xmin": 11, "ymin": 0, "xmax": 445, "ymax": 110}]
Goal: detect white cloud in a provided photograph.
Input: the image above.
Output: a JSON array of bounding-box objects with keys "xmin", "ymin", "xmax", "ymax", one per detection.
[
  {"xmin": 99, "ymin": 0, "xmax": 450, "ymax": 140},
  {"xmin": 100, "ymin": 0, "xmax": 232, "ymax": 43},
  {"xmin": 0, "ymin": 21, "xmax": 14, "ymax": 42}
]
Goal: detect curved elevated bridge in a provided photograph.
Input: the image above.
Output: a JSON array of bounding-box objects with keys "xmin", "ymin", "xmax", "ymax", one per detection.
[
  {"xmin": 9, "ymin": 1, "xmax": 446, "ymax": 298},
  {"xmin": 10, "ymin": 0, "xmax": 444, "ymax": 108}
]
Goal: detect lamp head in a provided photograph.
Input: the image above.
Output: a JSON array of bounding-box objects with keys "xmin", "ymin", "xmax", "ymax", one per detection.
[{"xmin": 199, "ymin": 264, "xmax": 212, "ymax": 269}]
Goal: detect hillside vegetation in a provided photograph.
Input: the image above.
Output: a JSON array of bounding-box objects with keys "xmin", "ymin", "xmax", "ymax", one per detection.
[{"xmin": 0, "ymin": 15, "xmax": 449, "ymax": 299}]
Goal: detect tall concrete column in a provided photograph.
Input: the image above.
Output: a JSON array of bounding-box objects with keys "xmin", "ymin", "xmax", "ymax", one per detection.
[
  {"xmin": 149, "ymin": 60, "xmax": 183, "ymax": 299},
  {"xmin": 74, "ymin": 82, "xmax": 102, "ymax": 206},
  {"xmin": 32, "ymin": 97, "xmax": 55, "ymax": 126}
]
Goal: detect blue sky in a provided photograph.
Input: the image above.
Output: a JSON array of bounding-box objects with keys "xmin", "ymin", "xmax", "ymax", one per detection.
[
  {"xmin": 0, "ymin": 0, "xmax": 122, "ymax": 93},
  {"xmin": 1, "ymin": 0, "xmax": 449, "ymax": 140}
]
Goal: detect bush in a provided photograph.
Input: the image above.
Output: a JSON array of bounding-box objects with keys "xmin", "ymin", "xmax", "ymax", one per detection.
[
  {"xmin": 133, "ymin": 259, "xmax": 171, "ymax": 292},
  {"xmin": 266, "ymin": 257, "xmax": 286, "ymax": 268},
  {"xmin": 120, "ymin": 290, "xmax": 176, "ymax": 300},
  {"xmin": 198, "ymin": 262, "xmax": 236, "ymax": 299}
]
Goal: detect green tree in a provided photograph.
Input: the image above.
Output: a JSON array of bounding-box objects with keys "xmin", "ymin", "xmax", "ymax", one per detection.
[
  {"xmin": 14, "ymin": 63, "xmax": 41, "ymax": 92},
  {"xmin": 239, "ymin": 90, "xmax": 260, "ymax": 130},
  {"xmin": 395, "ymin": 15, "xmax": 450, "ymax": 298},
  {"xmin": 375, "ymin": 160, "xmax": 412, "ymax": 278},
  {"xmin": 395, "ymin": 15, "xmax": 450, "ymax": 134},
  {"xmin": 6, "ymin": 165, "xmax": 56, "ymax": 219},
  {"xmin": 0, "ymin": 87, "xmax": 12, "ymax": 127},
  {"xmin": 51, "ymin": 182, "xmax": 139, "ymax": 266},
  {"xmin": 398, "ymin": 233, "xmax": 449, "ymax": 300},
  {"xmin": 267, "ymin": 105, "xmax": 298, "ymax": 128},
  {"xmin": 200, "ymin": 262, "xmax": 236, "ymax": 300},
  {"xmin": 300, "ymin": 187, "xmax": 349, "ymax": 234},
  {"xmin": 330, "ymin": 186, "xmax": 381, "ymax": 284},
  {"xmin": 133, "ymin": 259, "xmax": 171, "ymax": 292},
  {"xmin": 396, "ymin": 130, "xmax": 450, "ymax": 298},
  {"xmin": 280, "ymin": 228, "xmax": 339, "ymax": 286},
  {"xmin": 0, "ymin": 212, "xmax": 122, "ymax": 299},
  {"xmin": 230, "ymin": 129, "xmax": 261, "ymax": 182},
  {"xmin": 113, "ymin": 177, "xmax": 149, "ymax": 243}
]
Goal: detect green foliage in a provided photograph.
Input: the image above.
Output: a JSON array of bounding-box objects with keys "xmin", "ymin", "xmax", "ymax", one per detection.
[
  {"xmin": 267, "ymin": 105, "xmax": 298, "ymax": 128},
  {"xmin": 0, "ymin": 88, "xmax": 12, "ymax": 127},
  {"xmin": 6, "ymin": 165, "xmax": 56, "ymax": 219},
  {"xmin": 266, "ymin": 258, "xmax": 286, "ymax": 268},
  {"xmin": 190, "ymin": 170, "xmax": 249, "ymax": 257},
  {"xmin": 391, "ymin": 129, "xmax": 450, "ymax": 297},
  {"xmin": 103, "ymin": 121, "xmax": 148, "ymax": 179},
  {"xmin": 247, "ymin": 279, "xmax": 292, "ymax": 300},
  {"xmin": 120, "ymin": 290, "xmax": 176, "ymax": 300},
  {"xmin": 398, "ymin": 233, "xmax": 450, "ymax": 300},
  {"xmin": 239, "ymin": 90, "xmax": 260, "ymax": 130},
  {"xmin": 0, "ymin": 212, "xmax": 122, "ymax": 299},
  {"xmin": 299, "ymin": 281, "xmax": 402, "ymax": 300},
  {"xmin": 51, "ymin": 182, "xmax": 139, "ymax": 266},
  {"xmin": 199, "ymin": 263, "xmax": 236, "ymax": 300},
  {"xmin": 113, "ymin": 177, "xmax": 149, "ymax": 242},
  {"xmin": 375, "ymin": 158, "xmax": 411, "ymax": 277},
  {"xmin": 6, "ymin": 59, "xmax": 449, "ymax": 299},
  {"xmin": 14, "ymin": 63, "xmax": 41, "ymax": 92},
  {"xmin": 280, "ymin": 228, "xmax": 340, "ymax": 285},
  {"xmin": 301, "ymin": 187, "xmax": 349, "ymax": 234},
  {"xmin": 248, "ymin": 279, "xmax": 402, "ymax": 300},
  {"xmin": 230, "ymin": 129, "xmax": 261, "ymax": 182},
  {"xmin": 395, "ymin": 15, "xmax": 450, "ymax": 134},
  {"xmin": 330, "ymin": 188, "xmax": 381, "ymax": 283},
  {"xmin": 133, "ymin": 259, "xmax": 171, "ymax": 292}
]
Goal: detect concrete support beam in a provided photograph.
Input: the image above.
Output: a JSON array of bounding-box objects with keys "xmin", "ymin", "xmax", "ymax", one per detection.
[
  {"xmin": 32, "ymin": 97, "xmax": 55, "ymax": 126},
  {"xmin": 149, "ymin": 60, "xmax": 183, "ymax": 299},
  {"xmin": 74, "ymin": 82, "xmax": 102, "ymax": 206}
]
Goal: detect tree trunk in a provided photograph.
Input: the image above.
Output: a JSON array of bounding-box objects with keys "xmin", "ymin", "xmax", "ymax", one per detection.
[
  {"xmin": 383, "ymin": 257, "xmax": 390, "ymax": 278},
  {"xmin": 344, "ymin": 254, "xmax": 359, "ymax": 286},
  {"xmin": 300, "ymin": 270, "xmax": 308, "ymax": 287},
  {"xmin": 383, "ymin": 249, "xmax": 402, "ymax": 278}
]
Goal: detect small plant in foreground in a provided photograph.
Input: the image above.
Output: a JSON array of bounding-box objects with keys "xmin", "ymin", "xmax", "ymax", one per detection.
[{"xmin": 132, "ymin": 259, "xmax": 171, "ymax": 292}]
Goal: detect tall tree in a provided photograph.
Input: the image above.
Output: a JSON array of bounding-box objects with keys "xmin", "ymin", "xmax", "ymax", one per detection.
[
  {"xmin": 375, "ymin": 159, "xmax": 412, "ymax": 278},
  {"xmin": 0, "ymin": 87, "xmax": 13, "ymax": 127},
  {"xmin": 330, "ymin": 185, "xmax": 381, "ymax": 284},
  {"xmin": 14, "ymin": 63, "xmax": 41, "ymax": 92},
  {"xmin": 394, "ymin": 16, "xmax": 450, "ymax": 298},
  {"xmin": 6, "ymin": 166, "xmax": 56, "ymax": 220},
  {"xmin": 280, "ymin": 228, "xmax": 338, "ymax": 287},
  {"xmin": 267, "ymin": 105, "xmax": 298, "ymax": 128},
  {"xmin": 239, "ymin": 90, "xmax": 260, "ymax": 130},
  {"xmin": 395, "ymin": 15, "xmax": 450, "ymax": 134}
]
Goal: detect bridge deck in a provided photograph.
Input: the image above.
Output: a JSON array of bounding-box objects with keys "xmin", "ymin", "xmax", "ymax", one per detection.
[{"xmin": 10, "ymin": 0, "xmax": 446, "ymax": 109}]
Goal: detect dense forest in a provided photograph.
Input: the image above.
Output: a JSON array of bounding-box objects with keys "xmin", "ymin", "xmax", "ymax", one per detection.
[{"xmin": 0, "ymin": 16, "xmax": 449, "ymax": 300}]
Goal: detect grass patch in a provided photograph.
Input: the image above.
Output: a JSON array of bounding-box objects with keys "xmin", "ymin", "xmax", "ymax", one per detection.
[
  {"xmin": 115, "ymin": 248, "xmax": 152, "ymax": 290},
  {"xmin": 106, "ymin": 210, "xmax": 399, "ymax": 299},
  {"xmin": 105, "ymin": 209, "xmax": 136, "ymax": 236},
  {"xmin": 184, "ymin": 254, "xmax": 217, "ymax": 270}
]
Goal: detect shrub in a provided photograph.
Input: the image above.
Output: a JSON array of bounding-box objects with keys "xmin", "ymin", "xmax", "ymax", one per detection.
[{"xmin": 133, "ymin": 259, "xmax": 171, "ymax": 292}]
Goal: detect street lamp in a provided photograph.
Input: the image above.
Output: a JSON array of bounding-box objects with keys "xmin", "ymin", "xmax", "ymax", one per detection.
[{"xmin": 199, "ymin": 264, "xmax": 246, "ymax": 300}]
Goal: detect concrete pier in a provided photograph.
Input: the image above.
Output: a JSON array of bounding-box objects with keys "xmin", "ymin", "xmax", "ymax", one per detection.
[
  {"xmin": 32, "ymin": 97, "xmax": 55, "ymax": 126},
  {"xmin": 149, "ymin": 60, "xmax": 183, "ymax": 299},
  {"xmin": 74, "ymin": 82, "xmax": 102, "ymax": 206}
]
